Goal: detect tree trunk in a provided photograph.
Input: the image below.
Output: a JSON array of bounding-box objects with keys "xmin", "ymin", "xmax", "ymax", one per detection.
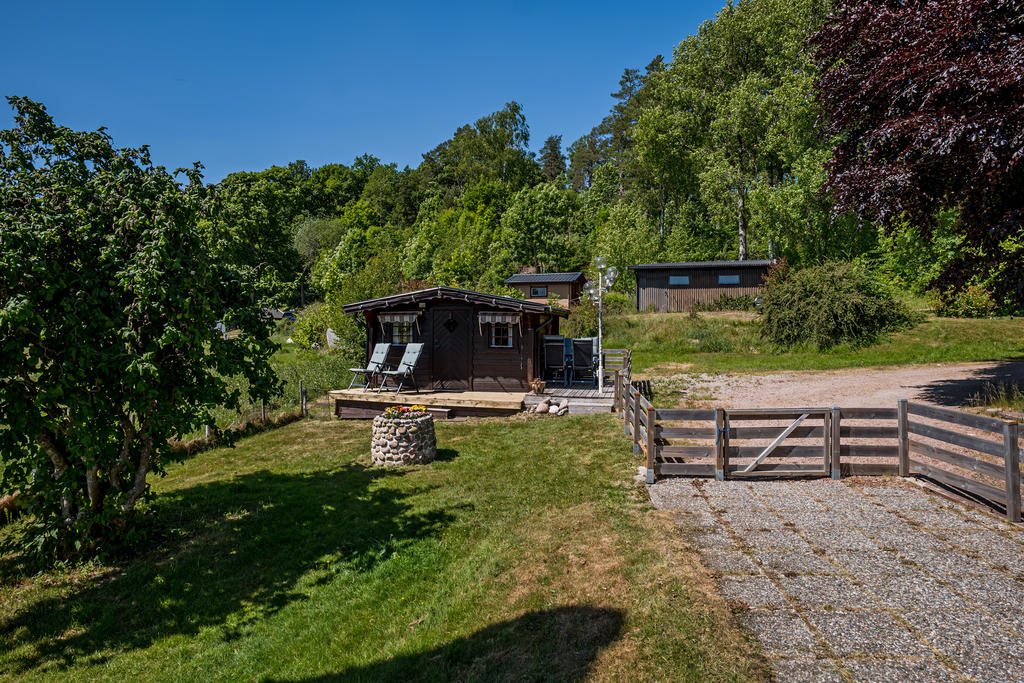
[
  {"xmin": 659, "ymin": 183, "xmax": 667, "ymax": 244},
  {"xmin": 737, "ymin": 192, "xmax": 748, "ymax": 260}
]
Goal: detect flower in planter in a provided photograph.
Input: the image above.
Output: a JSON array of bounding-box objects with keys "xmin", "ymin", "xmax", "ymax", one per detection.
[{"xmin": 383, "ymin": 404, "xmax": 430, "ymax": 419}]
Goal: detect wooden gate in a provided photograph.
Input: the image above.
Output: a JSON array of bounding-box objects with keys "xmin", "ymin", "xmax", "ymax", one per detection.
[{"xmin": 715, "ymin": 409, "xmax": 831, "ymax": 478}]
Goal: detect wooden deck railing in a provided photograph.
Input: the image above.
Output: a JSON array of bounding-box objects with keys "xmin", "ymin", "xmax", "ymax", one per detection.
[{"xmin": 612, "ymin": 378, "xmax": 1022, "ymax": 522}]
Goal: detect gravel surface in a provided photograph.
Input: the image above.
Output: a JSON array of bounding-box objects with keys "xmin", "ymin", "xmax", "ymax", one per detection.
[
  {"xmin": 655, "ymin": 361, "xmax": 1024, "ymax": 409},
  {"xmin": 650, "ymin": 477, "xmax": 1024, "ymax": 682}
]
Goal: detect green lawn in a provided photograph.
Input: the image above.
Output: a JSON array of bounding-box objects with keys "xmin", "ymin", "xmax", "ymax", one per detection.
[
  {"xmin": 607, "ymin": 312, "xmax": 1024, "ymax": 375},
  {"xmin": 0, "ymin": 416, "xmax": 765, "ymax": 682}
]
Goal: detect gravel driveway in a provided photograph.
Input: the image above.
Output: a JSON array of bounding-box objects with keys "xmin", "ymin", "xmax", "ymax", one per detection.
[
  {"xmin": 650, "ymin": 478, "xmax": 1024, "ymax": 682},
  {"xmin": 662, "ymin": 361, "xmax": 1024, "ymax": 410}
]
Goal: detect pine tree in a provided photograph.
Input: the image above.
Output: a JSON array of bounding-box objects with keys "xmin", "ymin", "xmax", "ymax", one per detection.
[{"xmin": 539, "ymin": 135, "xmax": 566, "ymax": 182}]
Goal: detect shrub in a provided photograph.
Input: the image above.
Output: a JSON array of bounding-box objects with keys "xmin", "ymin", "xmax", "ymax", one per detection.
[
  {"xmin": 562, "ymin": 291, "xmax": 631, "ymax": 338},
  {"xmin": 759, "ymin": 262, "xmax": 916, "ymax": 350},
  {"xmin": 931, "ymin": 285, "xmax": 996, "ymax": 318}
]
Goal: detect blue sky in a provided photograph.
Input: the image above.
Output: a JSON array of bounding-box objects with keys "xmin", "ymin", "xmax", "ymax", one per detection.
[{"xmin": 2, "ymin": 1, "xmax": 724, "ymax": 182}]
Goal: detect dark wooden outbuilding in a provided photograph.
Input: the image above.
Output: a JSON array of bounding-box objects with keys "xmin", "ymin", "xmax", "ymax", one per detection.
[
  {"xmin": 342, "ymin": 287, "xmax": 569, "ymax": 392},
  {"xmin": 504, "ymin": 272, "xmax": 586, "ymax": 308},
  {"xmin": 630, "ymin": 260, "xmax": 772, "ymax": 312}
]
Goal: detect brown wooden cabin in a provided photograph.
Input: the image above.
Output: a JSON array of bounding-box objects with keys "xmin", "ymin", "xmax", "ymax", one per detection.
[
  {"xmin": 342, "ymin": 287, "xmax": 569, "ymax": 392},
  {"xmin": 504, "ymin": 272, "xmax": 586, "ymax": 308},
  {"xmin": 630, "ymin": 260, "xmax": 772, "ymax": 312}
]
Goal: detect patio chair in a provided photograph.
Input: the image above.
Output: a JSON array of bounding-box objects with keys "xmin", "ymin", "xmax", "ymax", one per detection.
[
  {"xmin": 571, "ymin": 338, "xmax": 596, "ymax": 385},
  {"xmin": 543, "ymin": 339, "xmax": 568, "ymax": 386},
  {"xmin": 348, "ymin": 343, "xmax": 392, "ymax": 391},
  {"xmin": 378, "ymin": 343, "xmax": 424, "ymax": 394}
]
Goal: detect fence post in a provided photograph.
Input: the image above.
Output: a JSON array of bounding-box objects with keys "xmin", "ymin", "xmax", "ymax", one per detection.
[
  {"xmin": 897, "ymin": 399, "xmax": 909, "ymax": 477},
  {"xmin": 261, "ymin": 399, "xmax": 266, "ymax": 424},
  {"xmin": 1004, "ymin": 421, "xmax": 1021, "ymax": 523},
  {"xmin": 715, "ymin": 408, "xmax": 726, "ymax": 481},
  {"xmin": 299, "ymin": 380, "xmax": 304, "ymax": 410},
  {"xmin": 830, "ymin": 406, "xmax": 841, "ymax": 480},
  {"xmin": 623, "ymin": 381, "xmax": 631, "ymax": 435},
  {"xmin": 301, "ymin": 387, "xmax": 307, "ymax": 417},
  {"xmin": 632, "ymin": 389, "xmax": 641, "ymax": 455},
  {"xmin": 204, "ymin": 424, "xmax": 210, "ymax": 443},
  {"xmin": 613, "ymin": 371, "xmax": 621, "ymax": 413},
  {"xmin": 646, "ymin": 405, "xmax": 656, "ymax": 484}
]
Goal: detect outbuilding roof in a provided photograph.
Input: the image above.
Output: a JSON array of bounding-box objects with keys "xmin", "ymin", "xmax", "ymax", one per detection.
[
  {"xmin": 342, "ymin": 287, "xmax": 569, "ymax": 316},
  {"xmin": 629, "ymin": 260, "xmax": 772, "ymax": 271},
  {"xmin": 504, "ymin": 271, "xmax": 586, "ymax": 284}
]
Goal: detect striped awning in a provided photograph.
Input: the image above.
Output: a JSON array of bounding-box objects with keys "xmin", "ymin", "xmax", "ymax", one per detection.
[
  {"xmin": 478, "ymin": 312, "xmax": 520, "ymax": 324},
  {"xmin": 379, "ymin": 312, "xmax": 420, "ymax": 323}
]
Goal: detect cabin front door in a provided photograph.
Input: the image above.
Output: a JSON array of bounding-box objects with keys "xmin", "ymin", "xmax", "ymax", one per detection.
[{"xmin": 431, "ymin": 308, "xmax": 472, "ymax": 390}]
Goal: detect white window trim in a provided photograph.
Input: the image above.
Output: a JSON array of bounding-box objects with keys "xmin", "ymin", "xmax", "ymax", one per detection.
[
  {"xmin": 489, "ymin": 323, "xmax": 513, "ymax": 348},
  {"xmin": 530, "ymin": 286, "xmax": 548, "ymax": 297}
]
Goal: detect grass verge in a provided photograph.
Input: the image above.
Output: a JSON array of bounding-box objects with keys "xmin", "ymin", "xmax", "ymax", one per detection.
[
  {"xmin": 0, "ymin": 416, "xmax": 766, "ymax": 682},
  {"xmin": 607, "ymin": 313, "xmax": 1024, "ymax": 375}
]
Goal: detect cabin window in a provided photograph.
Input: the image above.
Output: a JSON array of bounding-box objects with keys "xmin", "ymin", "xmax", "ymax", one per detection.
[
  {"xmin": 668, "ymin": 275, "xmax": 690, "ymax": 286},
  {"xmin": 490, "ymin": 323, "xmax": 513, "ymax": 348},
  {"xmin": 718, "ymin": 274, "xmax": 740, "ymax": 285},
  {"xmin": 530, "ymin": 286, "xmax": 548, "ymax": 297},
  {"xmin": 391, "ymin": 321, "xmax": 414, "ymax": 344}
]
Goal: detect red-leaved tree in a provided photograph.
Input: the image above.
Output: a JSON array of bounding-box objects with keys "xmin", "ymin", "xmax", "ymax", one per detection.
[{"xmin": 812, "ymin": 0, "xmax": 1024, "ymax": 308}]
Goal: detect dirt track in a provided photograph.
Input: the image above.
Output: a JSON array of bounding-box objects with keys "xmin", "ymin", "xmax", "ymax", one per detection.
[{"xmin": 674, "ymin": 361, "xmax": 1024, "ymax": 411}]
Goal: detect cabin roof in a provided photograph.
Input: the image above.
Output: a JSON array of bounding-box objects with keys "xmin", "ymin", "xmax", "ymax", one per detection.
[
  {"xmin": 504, "ymin": 271, "xmax": 586, "ymax": 284},
  {"xmin": 342, "ymin": 286, "xmax": 570, "ymax": 316},
  {"xmin": 629, "ymin": 260, "xmax": 773, "ymax": 271}
]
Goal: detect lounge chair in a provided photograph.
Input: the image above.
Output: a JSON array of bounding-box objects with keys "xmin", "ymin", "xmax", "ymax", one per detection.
[
  {"xmin": 348, "ymin": 343, "xmax": 392, "ymax": 391},
  {"xmin": 571, "ymin": 338, "xmax": 596, "ymax": 385},
  {"xmin": 378, "ymin": 343, "xmax": 424, "ymax": 394},
  {"xmin": 543, "ymin": 339, "xmax": 568, "ymax": 386}
]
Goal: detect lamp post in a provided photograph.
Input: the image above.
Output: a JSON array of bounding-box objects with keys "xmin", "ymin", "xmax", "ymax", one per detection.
[{"xmin": 584, "ymin": 257, "xmax": 618, "ymax": 393}]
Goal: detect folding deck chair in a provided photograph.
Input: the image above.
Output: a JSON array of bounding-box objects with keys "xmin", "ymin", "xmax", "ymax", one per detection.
[
  {"xmin": 347, "ymin": 343, "xmax": 392, "ymax": 391},
  {"xmin": 378, "ymin": 343, "xmax": 424, "ymax": 394}
]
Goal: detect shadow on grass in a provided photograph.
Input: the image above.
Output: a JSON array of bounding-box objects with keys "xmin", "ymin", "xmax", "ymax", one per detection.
[
  {"xmin": 0, "ymin": 464, "xmax": 459, "ymax": 675},
  {"xmin": 272, "ymin": 605, "xmax": 625, "ymax": 682},
  {"xmin": 433, "ymin": 448, "xmax": 459, "ymax": 462},
  {"xmin": 915, "ymin": 359, "xmax": 1024, "ymax": 406}
]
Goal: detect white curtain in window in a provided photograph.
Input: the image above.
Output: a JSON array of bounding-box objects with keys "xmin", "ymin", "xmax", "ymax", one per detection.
[{"xmin": 379, "ymin": 312, "xmax": 419, "ymax": 323}]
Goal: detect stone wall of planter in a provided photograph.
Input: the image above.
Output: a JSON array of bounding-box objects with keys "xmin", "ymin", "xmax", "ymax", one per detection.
[{"xmin": 371, "ymin": 413, "xmax": 437, "ymax": 466}]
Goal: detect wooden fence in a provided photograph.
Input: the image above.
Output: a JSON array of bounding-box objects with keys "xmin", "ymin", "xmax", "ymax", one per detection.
[{"xmin": 610, "ymin": 378, "xmax": 1022, "ymax": 523}]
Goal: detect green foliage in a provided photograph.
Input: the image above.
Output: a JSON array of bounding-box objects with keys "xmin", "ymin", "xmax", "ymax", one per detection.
[
  {"xmin": 931, "ymin": 285, "xmax": 997, "ymax": 319},
  {"xmin": 562, "ymin": 292, "xmax": 632, "ymax": 338},
  {"xmin": 593, "ymin": 203, "xmax": 659, "ymax": 292},
  {"xmin": 208, "ymin": 164, "xmax": 309, "ymax": 302},
  {"xmin": 875, "ymin": 212, "xmax": 963, "ymax": 294},
  {"xmin": 759, "ymin": 262, "xmax": 917, "ymax": 350},
  {"xmin": 490, "ymin": 181, "xmax": 585, "ymax": 276},
  {"xmin": 0, "ymin": 98, "xmax": 278, "ymax": 562}
]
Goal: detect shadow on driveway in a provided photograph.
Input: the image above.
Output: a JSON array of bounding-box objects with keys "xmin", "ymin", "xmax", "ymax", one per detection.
[{"xmin": 915, "ymin": 360, "xmax": 1024, "ymax": 407}]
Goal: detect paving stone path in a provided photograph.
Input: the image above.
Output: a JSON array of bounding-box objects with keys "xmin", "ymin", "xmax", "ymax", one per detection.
[{"xmin": 649, "ymin": 478, "xmax": 1024, "ymax": 682}]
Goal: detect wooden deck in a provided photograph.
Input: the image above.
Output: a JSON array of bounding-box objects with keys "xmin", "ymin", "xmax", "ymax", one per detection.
[
  {"xmin": 523, "ymin": 384, "xmax": 616, "ymax": 414},
  {"xmin": 329, "ymin": 388, "xmax": 527, "ymax": 420}
]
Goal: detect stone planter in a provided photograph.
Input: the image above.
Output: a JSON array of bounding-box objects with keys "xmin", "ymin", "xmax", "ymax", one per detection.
[{"xmin": 371, "ymin": 413, "xmax": 437, "ymax": 466}]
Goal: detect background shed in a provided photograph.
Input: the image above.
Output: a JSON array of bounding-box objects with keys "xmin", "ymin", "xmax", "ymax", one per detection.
[
  {"xmin": 504, "ymin": 272, "xmax": 586, "ymax": 308},
  {"xmin": 629, "ymin": 260, "xmax": 772, "ymax": 312}
]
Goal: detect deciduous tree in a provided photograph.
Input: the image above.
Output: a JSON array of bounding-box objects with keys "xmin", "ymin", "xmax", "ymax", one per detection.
[
  {"xmin": 812, "ymin": 0, "xmax": 1024, "ymax": 308},
  {"xmin": 0, "ymin": 98, "xmax": 278, "ymax": 560}
]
